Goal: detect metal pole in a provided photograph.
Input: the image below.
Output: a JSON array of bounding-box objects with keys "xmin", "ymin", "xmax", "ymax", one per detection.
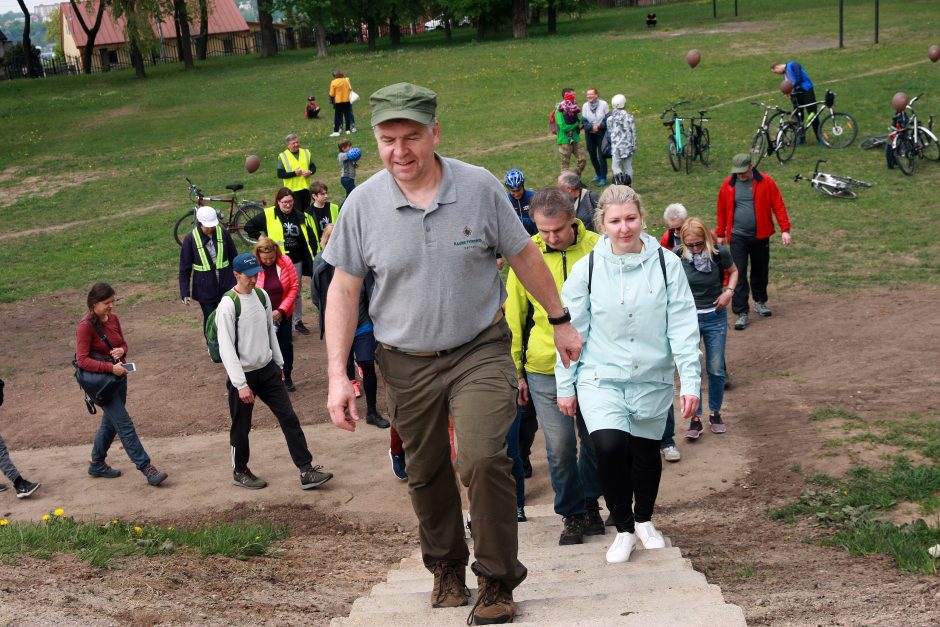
[
  {"xmin": 875, "ymin": 0, "xmax": 880, "ymax": 44},
  {"xmin": 839, "ymin": 0, "xmax": 844, "ymax": 49}
]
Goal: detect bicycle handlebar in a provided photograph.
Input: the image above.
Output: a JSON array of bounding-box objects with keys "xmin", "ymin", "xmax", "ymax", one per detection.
[
  {"xmin": 907, "ymin": 93, "xmax": 924, "ymax": 108},
  {"xmin": 660, "ymin": 100, "xmax": 689, "ymax": 118}
]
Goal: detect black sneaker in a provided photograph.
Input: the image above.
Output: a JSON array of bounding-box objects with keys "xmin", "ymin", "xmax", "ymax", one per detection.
[
  {"xmin": 88, "ymin": 462, "xmax": 122, "ymax": 478},
  {"xmin": 15, "ymin": 479, "xmax": 41, "ymax": 499},
  {"xmin": 294, "ymin": 321, "xmax": 311, "ymax": 335},
  {"xmin": 142, "ymin": 464, "xmax": 168, "ymax": 486},
  {"xmin": 284, "ymin": 378, "xmax": 296, "ymax": 392},
  {"xmin": 516, "ymin": 507, "xmax": 527, "ymax": 522},
  {"xmin": 584, "ymin": 504, "xmax": 606, "ymax": 536},
  {"xmin": 0, "ymin": 482, "xmax": 7, "ymax": 492},
  {"xmin": 366, "ymin": 412, "xmax": 390, "ymax": 429},
  {"xmin": 233, "ymin": 468, "xmax": 267, "ymax": 489},
  {"xmin": 559, "ymin": 515, "xmax": 584, "ymax": 545},
  {"xmin": 300, "ymin": 465, "xmax": 333, "ymax": 490}
]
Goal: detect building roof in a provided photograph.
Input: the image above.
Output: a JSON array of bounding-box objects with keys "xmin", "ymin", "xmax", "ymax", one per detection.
[{"xmin": 62, "ymin": 0, "xmax": 249, "ymax": 48}]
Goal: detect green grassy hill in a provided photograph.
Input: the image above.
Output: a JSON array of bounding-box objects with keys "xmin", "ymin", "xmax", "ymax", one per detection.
[{"xmin": 1, "ymin": 0, "xmax": 939, "ymax": 301}]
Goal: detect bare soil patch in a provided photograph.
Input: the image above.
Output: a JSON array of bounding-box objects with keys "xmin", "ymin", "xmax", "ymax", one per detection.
[
  {"xmin": 1, "ymin": 284, "xmax": 938, "ymax": 624},
  {"xmin": 0, "ymin": 169, "xmax": 107, "ymax": 210}
]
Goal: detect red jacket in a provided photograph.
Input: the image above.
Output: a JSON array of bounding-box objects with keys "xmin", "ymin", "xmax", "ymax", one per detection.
[
  {"xmin": 715, "ymin": 171, "xmax": 791, "ymax": 242},
  {"xmin": 76, "ymin": 313, "xmax": 128, "ymax": 374},
  {"xmin": 255, "ymin": 254, "xmax": 299, "ymax": 318}
]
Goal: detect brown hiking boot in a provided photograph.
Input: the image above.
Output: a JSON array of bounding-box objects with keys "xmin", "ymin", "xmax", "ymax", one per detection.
[
  {"xmin": 467, "ymin": 576, "xmax": 515, "ymax": 625},
  {"xmin": 431, "ymin": 562, "xmax": 470, "ymax": 608}
]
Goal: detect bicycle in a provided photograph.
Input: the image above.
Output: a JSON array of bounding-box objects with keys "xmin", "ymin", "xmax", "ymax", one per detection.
[
  {"xmin": 794, "ymin": 160, "xmax": 872, "ymax": 199},
  {"xmin": 859, "ymin": 133, "xmax": 891, "ymax": 150},
  {"xmin": 774, "ymin": 90, "xmax": 858, "ymax": 163},
  {"xmin": 894, "ymin": 94, "xmax": 939, "ymax": 177},
  {"xmin": 683, "ymin": 109, "xmax": 712, "ymax": 174},
  {"xmin": 173, "ymin": 178, "xmax": 265, "ymax": 247},
  {"xmin": 660, "ymin": 100, "xmax": 689, "ymax": 172},
  {"xmin": 749, "ymin": 101, "xmax": 787, "ymax": 166}
]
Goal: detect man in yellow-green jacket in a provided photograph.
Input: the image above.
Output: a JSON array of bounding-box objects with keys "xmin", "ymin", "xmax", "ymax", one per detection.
[{"xmin": 504, "ymin": 187, "xmax": 604, "ymax": 547}]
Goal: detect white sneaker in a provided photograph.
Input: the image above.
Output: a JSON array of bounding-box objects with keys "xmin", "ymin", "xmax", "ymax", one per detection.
[
  {"xmin": 661, "ymin": 445, "xmax": 681, "ymax": 462},
  {"xmin": 606, "ymin": 532, "xmax": 636, "ymax": 563},
  {"xmin": 351, "ymin": 127, "xmax": 357, "ymax": 133},
  {"xmin": 345, "ymin": 130, "xmax": 352, "ymax": 135},
  {"xmin": 634, "ymin": 521, "xmax": 666, "ymax": 549},
  {"xmin": 329, "ymin": 131, "xmax": 341, "ymax": 137}
]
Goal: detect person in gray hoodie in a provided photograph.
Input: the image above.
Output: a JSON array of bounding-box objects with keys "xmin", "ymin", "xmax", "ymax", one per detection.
[{"xmin": 556, "ymin": 184, "xmax": 701, "ymax": 565}]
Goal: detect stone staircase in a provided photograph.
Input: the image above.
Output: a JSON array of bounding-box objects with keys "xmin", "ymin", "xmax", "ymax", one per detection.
[{"xmin": 331, "ymin": 504, "xmax": 747, "ymax": 626}]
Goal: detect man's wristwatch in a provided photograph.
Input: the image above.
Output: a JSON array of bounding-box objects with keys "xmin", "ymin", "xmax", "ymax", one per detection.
[{"xmin": 547, "ymin": 307, "xmax": 571, "ymax": 326}]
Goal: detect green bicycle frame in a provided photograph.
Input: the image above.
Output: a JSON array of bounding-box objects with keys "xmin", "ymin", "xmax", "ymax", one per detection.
[{"xmin": 674, "ymin": 118, "xmax": 684, "ymax": 150}]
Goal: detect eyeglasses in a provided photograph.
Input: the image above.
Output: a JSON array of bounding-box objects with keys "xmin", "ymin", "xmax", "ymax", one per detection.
[{"xmin": 684, "ymin": 241, "xmax": 706, "ymax": 249}]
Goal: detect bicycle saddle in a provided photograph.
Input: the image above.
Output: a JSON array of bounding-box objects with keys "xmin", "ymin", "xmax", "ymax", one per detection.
[
  {"xmin": 226, "ymin": 183, "xmax": 244, "ymax": 192},
  {"xmin": 698, "ymin": 109, "xmax": 708, "ymax": 115}
]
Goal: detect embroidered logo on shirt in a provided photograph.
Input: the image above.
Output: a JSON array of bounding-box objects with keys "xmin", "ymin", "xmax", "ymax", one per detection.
[{"xmin": 453, "ymin": 225, "xmax": 483, "ymax": 250}]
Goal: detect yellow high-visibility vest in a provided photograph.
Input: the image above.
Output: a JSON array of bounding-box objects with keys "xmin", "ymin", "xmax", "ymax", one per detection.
[
  {"xmin": 263, "ymin": 206, "xmax": 315, "ymax": 259},
  {"xmin": 191, "ymin": 226, "xmax": 229, "ymax": 271},
  {"xmin": 278, "ymin": 148, "xmax": 313, "ymax": 192}
]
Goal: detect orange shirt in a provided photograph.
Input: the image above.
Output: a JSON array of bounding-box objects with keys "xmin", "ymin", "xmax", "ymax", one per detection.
[{"xmin": 329, "ymin": 77, "xmax": 351, "ymax": 104}]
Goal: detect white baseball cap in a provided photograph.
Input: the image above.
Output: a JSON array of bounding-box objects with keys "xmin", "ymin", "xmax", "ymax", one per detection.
[{"xmin": 196, "ymin": 206, "xmax": 220, "ymax": 227}]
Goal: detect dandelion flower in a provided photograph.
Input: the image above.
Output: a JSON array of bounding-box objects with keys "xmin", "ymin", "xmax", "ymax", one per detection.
[
  {"xmin": 42, "ymin": 514, "xmax": 50, "ymax": 521},
  {"xmin": 0, "ymin": 519, "xmax": 8, "ymax": 526},
  {"xmin": 54, "ymin": 508, "xmax": 65, "ymax": 517},
  {"xmin": 134, "ymin": 526, "xmax": 142, "ymax": 534},
  {"xmin": 255, "ymin": 536, "xmax": 261, "ymax": 541},
  {"xmin": 168, "ymin": 526, "xmax": 174, "ymax": 531}
]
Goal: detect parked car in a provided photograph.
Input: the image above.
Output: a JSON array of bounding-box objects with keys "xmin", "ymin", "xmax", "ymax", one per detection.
[{"xmin": 424, "ymin": 16, "xmax": 445, "ymax": 31}]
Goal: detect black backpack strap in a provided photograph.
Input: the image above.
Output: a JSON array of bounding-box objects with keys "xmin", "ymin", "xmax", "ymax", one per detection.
[
  {"xmin": 588, "ymin": 250, "xmax": 594, "ymax": 294},
  {"xmin": 658, "ymin": 247, "xmax": 667, "ymax": 286},
  {"xmin": 83, "ymin": 319, "xmax": 117, "ymax": 363}
]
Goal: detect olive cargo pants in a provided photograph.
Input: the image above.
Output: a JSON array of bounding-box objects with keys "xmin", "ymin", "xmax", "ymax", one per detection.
[{"xmin": 375, "ymin": 320, "xmax": 527, "ymax": 590}]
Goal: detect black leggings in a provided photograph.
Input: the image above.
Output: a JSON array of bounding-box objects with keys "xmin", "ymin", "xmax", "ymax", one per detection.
[
  {"xmin": 590, "ymin": 429, "xmax": 662, "ymax": 533},
  {"xmin": 346, "ymin": 355, "xmax": 379, "ymax": 414}
]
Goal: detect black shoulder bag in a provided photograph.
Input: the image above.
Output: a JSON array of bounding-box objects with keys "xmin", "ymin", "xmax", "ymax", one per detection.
[{"xmin": 73, "ymin": 320, "xmax": 122, "ymax": 413}]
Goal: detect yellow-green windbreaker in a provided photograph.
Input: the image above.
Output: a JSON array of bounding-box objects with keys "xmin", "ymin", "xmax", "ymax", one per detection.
[{"xmin": 506, "ymin": 219, "xmax": 599, "ymax": 378}]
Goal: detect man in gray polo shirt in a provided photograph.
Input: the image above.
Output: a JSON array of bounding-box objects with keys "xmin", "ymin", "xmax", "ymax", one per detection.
[{"xmin": 323, "ymin": 82, "xmax": 583, "ymax": 626}]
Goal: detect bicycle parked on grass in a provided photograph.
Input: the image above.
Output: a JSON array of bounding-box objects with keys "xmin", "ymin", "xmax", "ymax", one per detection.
[
  {"xmin": 683, "ymin": 109, "xmax": 712, "ymax": 173},
  {"xmin": 749, "ymin": 101, "xmax": 788, "ymax": 166},
  {"xmin": 794, "ymin": 160, "xmax": 872, "ymax": 199},
  {"xmin": 173, "ymin": 178, "xmax": 265, "ymax": 247},
  {"xmin": 890, "ymin": 93, "xmax": 939, "ymax": 176},
  {"xmin": 661, "ymin": 100, "xmax": 689, "ymax": 172},
  {"xmin": 774, "ymin": 90, "xmax": 858, "ymax": 163}
]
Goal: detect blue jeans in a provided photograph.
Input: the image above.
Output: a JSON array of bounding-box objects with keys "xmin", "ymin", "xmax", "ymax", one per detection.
[
  {"xmin": 506, "ymin": 406, "xmax": 526, "ymax": 508},
  {"xmin": 340, "ymin": 176, "xmax": 356, "ymax": 200},
  {"xmin": 660, "ymin": 405, "xmax": 676, "ymax": 449},
  {"xmin": 91, "ymin": 378, "xmax": 151, "ymax": 470},
  {"xmin": 697, "ymin": 308, "xmax": 728, "ymax": 416},
  {"xmin": 526, "ymin": 372, "xmax": 602, "ymax": 517}
]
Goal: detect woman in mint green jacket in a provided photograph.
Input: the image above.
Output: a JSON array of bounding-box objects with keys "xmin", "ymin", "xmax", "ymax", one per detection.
[{"xmin": 555, "ymin": 185, "xmax": 701, "ymax": 565}]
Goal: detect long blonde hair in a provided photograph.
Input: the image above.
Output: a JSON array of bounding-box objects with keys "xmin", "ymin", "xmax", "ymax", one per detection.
[
  {"xmin": 678, "ymin": 217, "xmax": 718, "ymax": 260},
  {"xmin": 253, "ymin": 236, "xmax": 282, "ymax": 264}
]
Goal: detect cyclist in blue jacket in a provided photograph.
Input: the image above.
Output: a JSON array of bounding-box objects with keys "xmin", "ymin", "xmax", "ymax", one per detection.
[
  {"xmin": 504, "ymin": 169, "xmax": 537, "ymax": 235},
  {"xmin": 772, "ymin": 61, "xmax": 819, "ymax": 143}
]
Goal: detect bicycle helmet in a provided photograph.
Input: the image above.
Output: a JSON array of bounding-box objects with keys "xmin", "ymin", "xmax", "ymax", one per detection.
[
  {"xmin": 504, "ymin": 169, "xmax": 525, "ymax": 189},
  {"xmin": 613, "ymin": 172, "xmax": 632, "ymax": 186},
  {"xmin": 347, "ymin": 147, "xmax": 362, "ymax": 161},
  {"xmin": 611, "ymin": 94, "xmax": 626, "ymax": 110}
]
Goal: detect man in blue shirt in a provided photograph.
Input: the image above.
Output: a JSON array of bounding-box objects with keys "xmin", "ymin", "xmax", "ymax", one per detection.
[{"xmin": 772, "ymin": 61, "xmax": 819, "ymax": 143}]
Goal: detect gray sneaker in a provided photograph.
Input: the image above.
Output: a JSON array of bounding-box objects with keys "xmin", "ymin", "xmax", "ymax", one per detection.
[
  {"xmin": 300, "ymin": 465, "xmax": 333, "ymax": 490},
  {"xmin": 734, "ymin": 313, "xmax": 749, "ymax": 330},
  {"xmin": 754, "ymin": 301, "xmax": 773, "ymax": 317},
  {"xmin": 233, "ymin": 468, "xmax": 267, "ymax": 489}
]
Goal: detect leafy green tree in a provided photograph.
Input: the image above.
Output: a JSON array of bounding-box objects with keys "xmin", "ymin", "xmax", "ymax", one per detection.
[
  {"xmin": 257, "ymin": 0, "xmax": 277, "ymax": 56},
  {"xmin": 168, "ymin": 0, "xmax": 194, "ymax": 67},
  {"xmin": 278, "ymin": 0, "xmax": 333, "ymax": 57},
  {"xmin": 44, "ymin": 5, "xmax": 65, "ymax": 61},
  {"xmin": 112, "ymin": 0, "xmax": 159, "ymax": 77},
  {"xmin": 68, "ymin": 0, "xmax": 109, "ymax": 73}
]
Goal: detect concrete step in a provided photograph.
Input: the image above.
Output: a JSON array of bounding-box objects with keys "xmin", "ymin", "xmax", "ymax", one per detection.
[
  {"xmin": 374, "ymin": 557, "xmax": 697, "ymax": 595},
  {"xmin": 353, "ymin": 577, "xmax": 724, "ymax": 614},
  {"xmin": 334, "ymin": 591, "xmax": 745, "ymax": 626}
]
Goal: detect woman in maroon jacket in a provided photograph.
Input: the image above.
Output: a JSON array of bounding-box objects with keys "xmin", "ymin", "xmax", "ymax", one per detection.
[{"xmin": 76, "ymin": 283, "xmax": 168, "ymax": 486}]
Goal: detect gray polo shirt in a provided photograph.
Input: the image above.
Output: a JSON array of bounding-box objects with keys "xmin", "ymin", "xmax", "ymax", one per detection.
[{"xmin": 323, "ymin": 155, "xmax": 531, "ymax": 352}]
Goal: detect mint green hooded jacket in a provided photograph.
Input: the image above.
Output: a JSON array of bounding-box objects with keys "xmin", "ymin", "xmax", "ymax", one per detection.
[{"xmin": 555, "ymin": 231, "xmax": 701, "ymax": 435}]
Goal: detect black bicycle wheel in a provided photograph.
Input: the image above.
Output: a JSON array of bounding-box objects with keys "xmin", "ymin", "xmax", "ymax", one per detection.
[
  {"xmin": 775, "ymin": 123, "xmax": 799, "ymax": 163},
  {"xmin": 668, "ymin": 136, "xmax": 681, "ymax": 171},
  {"xmin": 917, "ymin": 128, "xmax": 940, "ymax": 162},
  {"xmin": 698, "ymin": 128, "xmax": 712, "ymax": 165},
  {"xmin": 896, "ymin": 135, "xmax": 917, "ymax": 176},
  {"xmin": 815, "ymin": 183, "xmax": 857, "ymax": 199},
  {"xmin": 819, "ymin": 112, "xmax": 858, "ymax": 149},
  {"xmin": 684, "ymin": 138, "xmax": 694, "ymax": 174},
  {"xmin": 750, "ymin": 131, "xmax": 768, "ymax": 166},
  {"xmin": 232, "ymin": 201, "xmax": 264, "ymax": 246},
  {"xmin": 174, "ymin": 211, "xmax": 196, "ymax": 246},
  {"xmin": 859, "ymin": 135, "xmax": 888, "ymax": 150}
]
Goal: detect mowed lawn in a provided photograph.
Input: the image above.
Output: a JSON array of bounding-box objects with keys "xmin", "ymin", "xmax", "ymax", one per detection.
[{"xmin": 1, "ymin": 0, "xmax": 939, "ymax": 302}]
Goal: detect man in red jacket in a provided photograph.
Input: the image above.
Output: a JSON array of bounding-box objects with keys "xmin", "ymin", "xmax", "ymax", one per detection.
[{"xmin": 715, "ymin": 154, "xmax": 792, "ymax": 331}]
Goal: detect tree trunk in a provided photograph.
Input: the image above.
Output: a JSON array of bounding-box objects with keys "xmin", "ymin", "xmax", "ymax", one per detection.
[
  {"xmin": 548, "ymin": 2, "xmax": 557, "ymax": 35},
  {"xmin": 531, "ymin": 8, "xmax": 540, "ymax": 25},
  {"xmin": 314, "ymin": 24, "xmax": 328, "ymax": 58},
  {"xmin": 69, "ymin": 0, "xmax": 107, "ymax": 74},
  {"xmin": 173, "ymin": 0, "xmax": 194, "ymax": 67},
  {"xmin": 389, "ymin": 9, "xmax": 401, "ymax": 46},
  {"xmin": 257, "ymin": 0, "xmax": 277, "ymax": 57},
  {"xmin": 129, "ymin": 38, "xmax": 145, "ymax": 78},
  {"xmin": 366, "ymin": 17, "xmax": 377, "ymax": 52},
  {"xmin": 196, "ymin": 0, "xmax": 208, "ymax": 60},
  {"xmin": 16, "ymin": 0, "xmax": 42, "ymax": 77},
  {"xmin": 476, "ymin": 19, "xmax": 485, "ymax": 41},
  {"xmin": 444, "ymin": 17, "xmax": 452, "ymax": 42},
  {"xmin": 511, "ymin": 0, "xmax": 527, "ymax": 39}
]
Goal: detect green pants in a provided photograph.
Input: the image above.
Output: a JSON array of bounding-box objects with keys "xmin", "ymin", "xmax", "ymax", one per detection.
[{"xmin": 376, "ymin": 320, "xmax": 527, "ymax": 589}]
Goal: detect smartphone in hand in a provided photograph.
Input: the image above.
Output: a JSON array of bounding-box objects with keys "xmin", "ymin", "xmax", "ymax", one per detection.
[{"xmin": 123, "ymin": 363, "xmax": 137, "ymax": 372}]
